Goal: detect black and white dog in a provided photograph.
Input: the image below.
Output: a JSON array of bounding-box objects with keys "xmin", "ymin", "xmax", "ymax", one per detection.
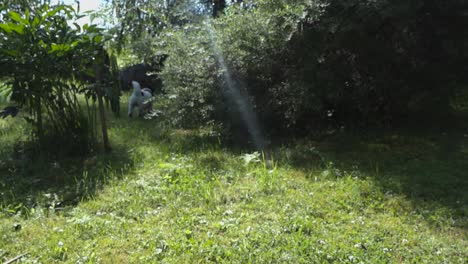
[{"xmin": 128, "ymin": 81, "xmax": 153, "ymax": 117}]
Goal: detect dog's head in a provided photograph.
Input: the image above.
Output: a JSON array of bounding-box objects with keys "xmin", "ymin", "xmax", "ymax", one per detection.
[{"xmin": 131, "ymin": 81, "xmax": 141, "ymax": 91}]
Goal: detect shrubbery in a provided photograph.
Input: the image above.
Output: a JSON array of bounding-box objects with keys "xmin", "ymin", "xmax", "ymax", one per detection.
[
  {"xmin": 159, "ymin": 25, "xmax": 219, "ymax": 127},
  {"xmin": 157, "ymin": 0, "xmax": 468, "ymax": 136},
  {"xmin": 0, "ymin": 2, "xmax": 119, "ymax": 154},
  {"xmin": 160, "ymin": 1, "xmax": 304, "ymax": 133}
]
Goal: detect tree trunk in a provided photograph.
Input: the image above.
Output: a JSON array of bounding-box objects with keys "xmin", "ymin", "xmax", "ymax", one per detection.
[
  {"xmin": 212, "ymin": 0, "xmax": 226, "ymax": 17},
  {"xmin": 35, "ymin": 96, "xmax": 44, "ymax": 142},
  {"xmin": 97, "ymin": 92, "xmax": 111, "ymax": 153},
  {"xmin": 94, "ymin": 52, "xmax": 111, "ymax": 153}
]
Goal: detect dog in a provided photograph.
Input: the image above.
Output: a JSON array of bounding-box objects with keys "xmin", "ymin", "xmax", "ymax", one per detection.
[{"xmin": 128, "ymin": 81, "xmax": 153, "ymax": 117}]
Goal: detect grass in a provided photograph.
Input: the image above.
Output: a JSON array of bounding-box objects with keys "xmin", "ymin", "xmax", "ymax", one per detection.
[{"xmin": 0, "ymin": 103, "xmax": 467, "ymax": 263}]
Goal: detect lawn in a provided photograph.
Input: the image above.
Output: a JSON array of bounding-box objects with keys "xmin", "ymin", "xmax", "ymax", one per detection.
[{"xmin": 0, "ymin": 104, "xmax": 467, "ymax": 263}]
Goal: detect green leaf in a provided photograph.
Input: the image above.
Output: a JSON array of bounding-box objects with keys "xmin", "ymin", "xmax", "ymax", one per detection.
[
  {"xmin": 8, "ymin": 24, "xmax": 25, "ymax": 34},
  {"xmin": 37, "ymin": 39, "xmax": 45, "ymax": 46},
  {"xmin": 5, "ymin": 49, "xmax": 19, "ymax": 56},
  {"xmin": 0, "ymin": 24, "xmax": 13, "ymax": 33},
  {"xmin": 25, "ymin": 9, "xmax": 30, "ymax": 23},
  {"xmin": 71, "ymin": 40, "xmax": 80, "ymax": 47},
  {"xmin": 0, "ymin": 82, "xmax": 13, "ymax": 103},
  {"xmin": 46, "ymin": 9, "xmax": 59, "ymax": 18},
  {"xmin": 73, "ymin": 22, "xmax": 81, "ymax": 31},
  {"xmin": 49, "ymin": 43, "xmax": 72, "ymax": 54},
  {"xmin": 32, "ymin": 16, "xmax": 40, "ymax": 27},
  {"xmin": 8, "ymin": 11, "xmax": 23, "ymax": 23},
  {"xmin": 0, "ymin": 83, "xmax": 12, "ymax": 103},
  {"xmin": 50, "ymin": 43, "xmax": 62, "ymax": 51},
  {"xmin": 94, "ymin": 35, "xmax": 103, "ymax": 43}
]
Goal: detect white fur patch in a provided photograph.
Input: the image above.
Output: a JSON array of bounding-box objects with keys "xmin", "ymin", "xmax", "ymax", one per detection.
[{"xmin": 128, "ymin": 81, "xmax": 153, "ymax": 117}]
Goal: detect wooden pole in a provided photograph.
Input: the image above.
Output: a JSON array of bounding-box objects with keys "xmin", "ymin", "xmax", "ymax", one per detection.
[{"xmin": 97, "ymin": 90, "xmax": 111, "ymax": 153}]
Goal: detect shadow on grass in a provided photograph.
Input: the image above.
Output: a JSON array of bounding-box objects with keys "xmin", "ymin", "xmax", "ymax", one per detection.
[
  {"xmin": 0, "ymin": 140, "xmax": 135, "ymax": 217},
  {"xmin": 0, "ymin": 98, "xmax": 239, "ymax": 217},
  {"xmin": 277, "ymin": 128, "xmax": 468, "ymax": 229}
]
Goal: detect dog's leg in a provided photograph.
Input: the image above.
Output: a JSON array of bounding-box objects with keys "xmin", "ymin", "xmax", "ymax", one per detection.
[
  {"xmin": 148, "ymin": 102, "xmax": 153, "ymax": 113},
  {"xmin": 135, "ymin": 105, "xmax": 140, "ymax": 117},
  {"xmin": 128, "ymin": 102, "xmax": 134, "ymax": 117}
]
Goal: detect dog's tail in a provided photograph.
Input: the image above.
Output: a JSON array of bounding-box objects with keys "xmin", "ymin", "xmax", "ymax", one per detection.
[{"xmin": 142, "ymin": 88, "xmax": 153, "ymax": 95}]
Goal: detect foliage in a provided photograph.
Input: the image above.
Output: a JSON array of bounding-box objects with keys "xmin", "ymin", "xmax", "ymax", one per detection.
[
  {"xmin": 159, "ymin": 1, "xmax": 309, "ymax": 132},
  {"xmin": 158, "ymin": 24, "xmax": 219, "ymax": 127},
  {"xmin": 282, "ymin": 0, "xmax": 468, "ymax": 127},
  {"xmin": 0, "ymin": 1, "xmax": 466, "ymax": 262},
  {"xmin": 0, "ymin": 2, "xmax": 119, "ymax": 153},
  {"xmin": 106, "ymin": 0, "xmax": 205, "ymax": 52},
  {"xmin": 151, "ymin": 0, "xmax": 468, "ymax": 135},
  {"xmin": 107, "ymin": 0, "xmax": 234, "ymax": 38},
  {"xmin": 0, "ymin": 82, "xmax": 12, "ymax": 103},
  {"xmin": 106, "ymin": 0, "xmax": 244, "ymax": 62},
  {"xmin": 0, "ymin": 0, "xmax": 51, "ymax": 13}
]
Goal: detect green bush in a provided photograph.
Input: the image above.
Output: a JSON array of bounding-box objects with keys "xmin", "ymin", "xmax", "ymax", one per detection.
[
  {"xmin": 159, "ymin": 24, "xmax": 219, "ymax": 127},
  {"xmin": 159, "ymin": 0, "xmax": 468, "ymax": 134},
  {"xmin": 0, "ymin": 3, "xmax": 118, "ymax": 153},
  {"xmin": 160, "ymin": 2, "xmax": 304, "ymax": 131}
]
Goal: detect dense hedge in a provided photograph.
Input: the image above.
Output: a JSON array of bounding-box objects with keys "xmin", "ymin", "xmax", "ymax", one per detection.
[{"xmin": 159, "ymin": 0, "xmax": 468, "ymax": 134}]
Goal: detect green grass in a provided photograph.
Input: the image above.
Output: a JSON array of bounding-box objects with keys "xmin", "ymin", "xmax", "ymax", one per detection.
[{"xmin": 0, "ymin": 105, "xmax": 467, "ymax": 263}]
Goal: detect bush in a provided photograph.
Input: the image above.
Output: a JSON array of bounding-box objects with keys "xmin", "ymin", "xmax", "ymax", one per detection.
[
  {"xmin": 159, "ymin": 0, "xmax": 468, "ymax": 135},
  {"xmin": 159, "ymin": 24, "xmax": 220, "ymax": 127},
  {"xmin": 160, "ymin": 3, "xmax": 302, "ymax": 132},
  {"xmin": 0, "ymin": 3, "xmax": 118, "ymax": 152}
]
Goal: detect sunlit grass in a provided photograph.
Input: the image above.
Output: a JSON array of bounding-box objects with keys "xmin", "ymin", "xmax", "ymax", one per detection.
[{"xmin": 0, "ymin": 103, "xmax": 467, "ymax": 263}]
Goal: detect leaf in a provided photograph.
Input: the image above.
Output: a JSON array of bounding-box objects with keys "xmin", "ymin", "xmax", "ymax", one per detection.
[
  {"xmin": 8, "ymin": 24, "xmax": 25, "ymax": 34},
  {"xmin": 50, "ymin": 43, "xmax": 69, "ymax": 53},
  {"xmin": 0, "ymin": 24, "xmax": 12, "ymax": 34},
  {"xmin": 73, "ymin": 22, "xmax": 81, "ymax": 31},
  {"xmin": 71, "ymin": 40, "xmax": 80, "ymax": 47},
  {"xmin": 32, "ymin": 16, "xmax": 40, "ymax": 27},
  {"xmin": 46, "ymin": 9, "xmax": 59, "ymax": 18},
  {"xmin": 94, "ymin": 35, "xmax": 102, "ymax": 43},
  {"xmin": 0, "ymin": 23, "xmax": 25, "ymax": 34},
  {"xmin": 0, "ymin": 83, "xmax": 12, "ymax": 103},
  {"xmin": 4, "ymin": 49, "xmax": 19, "ymax": 56},
  {"xmin": 8, "ymin": 11, "xmax": 23, "ymax": 23},
  {"xmin": 25, "ymin": 9, "xmax": 30, "ymax": 23}
]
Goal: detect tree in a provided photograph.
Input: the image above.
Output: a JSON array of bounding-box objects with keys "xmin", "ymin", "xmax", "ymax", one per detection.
[
  {"xmin": 0, "ymin": 2, "xmax": 119, "ymax": 153},
  {"xmin": 107, "ymin": 0, "xmax": 239, "ymax": 45}
]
